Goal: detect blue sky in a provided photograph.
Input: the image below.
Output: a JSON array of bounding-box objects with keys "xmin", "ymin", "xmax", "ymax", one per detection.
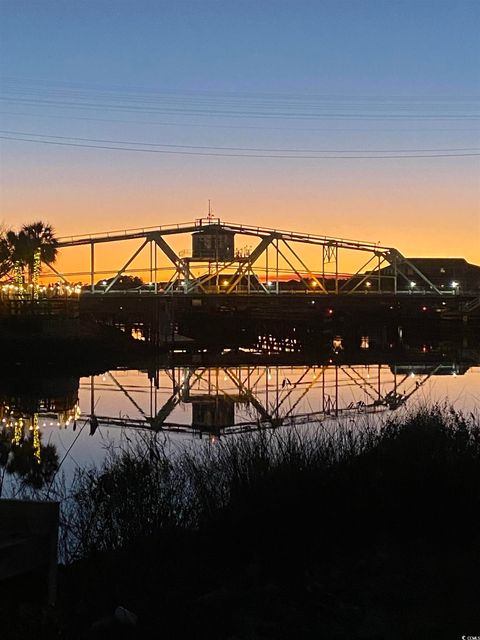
[{"xmin": 1, "ymin": 1, "xmax": 479, "ymax": 93}]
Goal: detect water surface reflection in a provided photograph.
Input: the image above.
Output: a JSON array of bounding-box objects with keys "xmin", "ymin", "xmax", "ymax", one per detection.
[
  {"xmin": 0, "ymin": 352, "xmax": 478, "ymax": 491},
  {"xmin": 82, "ymin": 362, "xmax": 477, "ymax": 435}
]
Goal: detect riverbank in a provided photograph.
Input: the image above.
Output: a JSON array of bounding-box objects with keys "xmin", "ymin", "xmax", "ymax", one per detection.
[
  {"xmin": 2, "ymin": 406, "xmax": 480, "ymax": 639},
  {"xmin": 0, "ymin": 316, "xmax": 151, "ymax": 369}
]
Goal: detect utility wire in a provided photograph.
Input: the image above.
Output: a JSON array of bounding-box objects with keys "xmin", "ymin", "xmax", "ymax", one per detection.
[
  {"xmin": 1, "ymin": 129, "xmax": 478, "ymax": 153},
  {"xmin": 2, "ymin": 76, "xmax": 479, "ymax": 101},
  {"xmin": 1, "ymin": 82, "xmax": 479, "ymax": 107},
  {"xmin": 2, "ymin": 134, "xmax": 479, "ymax": 158},
  {"xmin": 1, "ymin": 110, "xmax": 479, "ymax": 133},
  {"xmin": 1, "ymin": 97, "xmax": 478, "ymax": 120}
]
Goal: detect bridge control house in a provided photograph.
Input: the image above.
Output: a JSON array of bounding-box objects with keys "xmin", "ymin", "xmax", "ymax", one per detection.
[{"xmin": 191, "ymin": 224, "xmax": 236, "ymax": 261}]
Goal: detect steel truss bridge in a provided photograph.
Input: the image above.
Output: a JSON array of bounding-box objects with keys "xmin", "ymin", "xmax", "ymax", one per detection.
[
  {"xmin": 79, "ymin": 362, "xmax": 453, "ymax": 437},
  {"xmin": 52, "ymin": 218, "xmax": 446, "ymax": 296}
]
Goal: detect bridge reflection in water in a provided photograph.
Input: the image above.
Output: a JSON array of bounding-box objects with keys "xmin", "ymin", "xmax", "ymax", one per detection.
[
  {"xmin": 0, "ymin": 357, "xmax": 476, "ymax": 483},
  {"xmin": 82, "ymin": 361, "xmax": 472, "ymax": 437}
]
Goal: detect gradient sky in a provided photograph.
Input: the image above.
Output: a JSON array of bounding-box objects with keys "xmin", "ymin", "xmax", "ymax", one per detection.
[{"xmin": 0, "ymin": 0, "xmax": 479, "ymax": 277}]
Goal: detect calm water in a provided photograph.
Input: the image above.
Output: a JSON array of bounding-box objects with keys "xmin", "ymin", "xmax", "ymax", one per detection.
[{"xmin": 1, "ymin": 358, "xmax": 478, "ymax": 493}]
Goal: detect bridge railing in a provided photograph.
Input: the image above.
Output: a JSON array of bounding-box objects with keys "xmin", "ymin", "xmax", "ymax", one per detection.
[
  {"xmin": 57, "ymin": 220, "xmax": 197, "ymax": 246},
  {"xmin": 218, "ymin": 220, "xmax": 387, "ymax": 250},
  {"xmin": 57, "ymin": 218, "xmax": 388, "ymax": 251}
]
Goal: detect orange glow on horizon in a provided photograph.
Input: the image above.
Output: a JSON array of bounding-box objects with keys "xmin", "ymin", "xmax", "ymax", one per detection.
[{"xmin": 2, "ymin": 163, "xmax": 479, "ymax": 277}]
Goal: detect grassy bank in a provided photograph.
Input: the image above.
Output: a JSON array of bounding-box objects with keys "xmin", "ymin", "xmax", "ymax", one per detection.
[{"xmin": 4, "ymin": 405, "xmax": 480, "ymax": 639}]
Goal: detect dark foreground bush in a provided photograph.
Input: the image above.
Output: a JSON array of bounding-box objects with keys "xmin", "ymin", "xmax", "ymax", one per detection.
[
  {"xmin": 64, "ymin": 405, "xmax": 480, "ymax": 558},
  {"xmin": 5, "ymin": 406, "xmax": 480, "ymax": 639}
]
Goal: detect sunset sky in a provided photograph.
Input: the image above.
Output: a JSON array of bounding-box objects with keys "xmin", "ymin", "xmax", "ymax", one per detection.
[{"xmin": 1, "ymin": 0, "xmax": 479, "ymax": 278}]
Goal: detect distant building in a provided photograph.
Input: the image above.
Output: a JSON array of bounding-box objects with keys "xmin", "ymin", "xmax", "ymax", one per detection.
[{"xmin": 377, "ymin": 258, "xmax": 480, "ymax": 292}]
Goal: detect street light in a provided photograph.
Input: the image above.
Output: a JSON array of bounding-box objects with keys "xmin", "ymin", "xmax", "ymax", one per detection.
[{"xmin": 409, "ymin": 281, "xmax": 416, "ymax": 289}]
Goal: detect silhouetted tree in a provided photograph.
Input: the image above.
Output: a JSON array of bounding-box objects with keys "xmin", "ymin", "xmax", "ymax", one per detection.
[
  {"xmin": 0, "ymin": 230, "xmax": 13, "ymax": 279},
  {"xmin": 96, "ymin": 274, "xmax": 144, "ymax": 290},
  {"xmin": 21, "ymin": 221, "xmax": 58, "ymax": 281},
  {"xmin": 0, "ymin": 222, "xmax": 59, "ymax": 283}
]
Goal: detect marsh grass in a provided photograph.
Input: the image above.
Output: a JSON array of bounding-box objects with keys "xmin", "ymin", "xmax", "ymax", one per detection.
[{"xmin": 58, "ymin": 403, "xmax": 480, "ymax": 564}]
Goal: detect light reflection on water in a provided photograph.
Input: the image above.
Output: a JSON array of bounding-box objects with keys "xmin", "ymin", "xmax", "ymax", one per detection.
[{"xmin": 1, "ymin": 361, "xmax": 478, "ymax": 493}]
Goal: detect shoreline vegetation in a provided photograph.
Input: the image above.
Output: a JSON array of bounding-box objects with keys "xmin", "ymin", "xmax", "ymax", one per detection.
[{"xmin": 2, "ymin": 405, "xmax": 480, "ymax": 639}]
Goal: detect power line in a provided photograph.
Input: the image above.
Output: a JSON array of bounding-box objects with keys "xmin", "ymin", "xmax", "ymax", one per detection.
[
  {"xmin": 0, "ymin": 111, "xmax": 476, "ymax": 133},
  {"xmin": 2, "ymin": 78, "xmax": 479, "ymax": 104},
  {"xmin": 2, "ymin": 134, "xmax": 479, "ymax": 159},
  {"xmin": 1, "ymin": 97, "xmax": 478, "ymax": 120},
  {"xmin": 1, "ymin": 129, "xmax": 478, "ymax": 154},
  {"xmin": 2, "ymin": 110, "xmax": 478, "ymax": 133}
]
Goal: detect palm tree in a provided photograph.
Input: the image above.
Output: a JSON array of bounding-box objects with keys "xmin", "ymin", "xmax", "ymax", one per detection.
[
  {"xmin": 0, "ymin": 221, "xmax": 58, "ymax": 284},
  {"xmin": 2, "ymin": 230, "xmax": 31, "ymax": 284},
  {"xmin": 0, "ymin": 230, "xmax": 28, "ymax": 281},
  {"xmin": 0, "ymin": 232, "xmax": 12, "ymax": 279},
  {"xmin": 20, "ymin": 221, "xmax": 58, "ymax": 282}
]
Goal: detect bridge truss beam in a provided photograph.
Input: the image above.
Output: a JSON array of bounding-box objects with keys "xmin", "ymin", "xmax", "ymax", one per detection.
[{"xmin": 54, "ymin": 219, "xmax": 444, "ymax": 296}]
